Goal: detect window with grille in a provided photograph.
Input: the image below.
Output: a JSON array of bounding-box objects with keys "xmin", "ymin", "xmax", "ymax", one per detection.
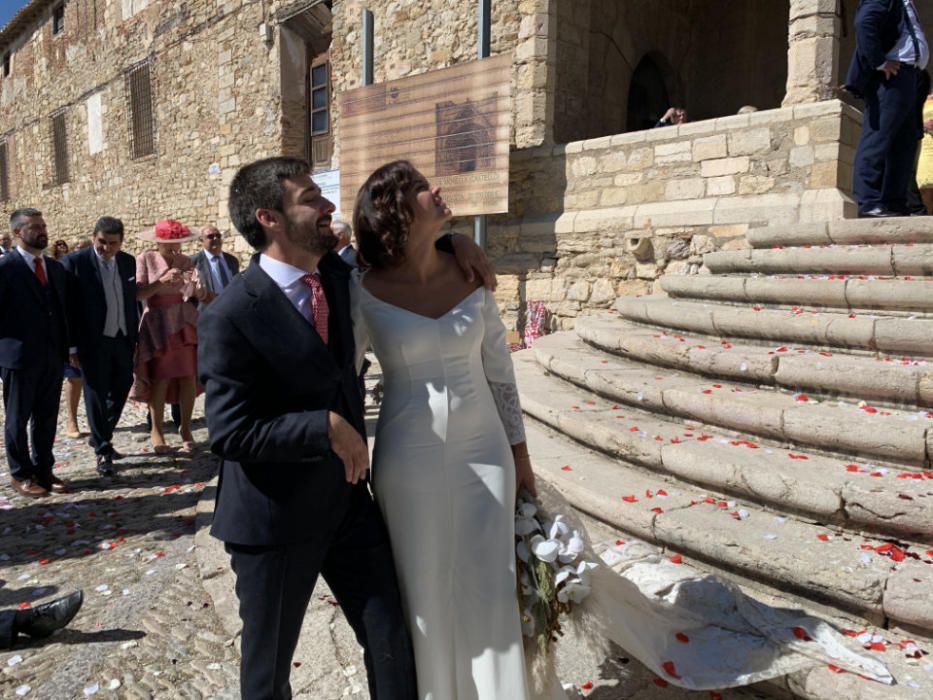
[
  {"xmin": 51, "ymin": 112, "xmax": 70, "ymax": 185},
  {"xmin": 53, "ymin": 4, "xmax": 65, "ymax": 35},
  {"xmin": 126, "ymin": 62, "xmax": 155, "ymax": 158},
  {"xmin": 0, "ymin": 141, "xmax": 9, "ymax": 202},
  {"xmin": 310, "ymin": 61, "xmax": 329, "ymax": 136}
]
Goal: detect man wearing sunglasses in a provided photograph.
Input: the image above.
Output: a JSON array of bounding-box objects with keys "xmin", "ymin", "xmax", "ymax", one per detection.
[{"xmin": 191, "ymin": 225, "xmax": 240, "ymax": 308}]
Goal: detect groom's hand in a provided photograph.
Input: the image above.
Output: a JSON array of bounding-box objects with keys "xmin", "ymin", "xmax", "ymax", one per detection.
[
  {"xmin": 450, "ymin": 233, "xmax": 497, "ymax": 291},
  {"xmin": 328, "ymin": 412, "xmax": 370, "ymax": 484}
]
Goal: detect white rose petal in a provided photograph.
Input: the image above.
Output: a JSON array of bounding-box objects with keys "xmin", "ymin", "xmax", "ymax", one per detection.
[{"xmin": 531, "ymin": 538, "xmax": 560, "ymax": 563}]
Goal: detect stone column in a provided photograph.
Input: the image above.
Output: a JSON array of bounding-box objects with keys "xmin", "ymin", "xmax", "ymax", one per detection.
[
  {"xmin": 783, "ymin": 0, "xmax": 842, "ymax": 106},
  {"xmin": 514, "ymin": 0, "xmax": 555, "ymax": 147}
]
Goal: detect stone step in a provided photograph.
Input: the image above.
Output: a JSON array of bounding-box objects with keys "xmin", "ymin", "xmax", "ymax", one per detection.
[
  {"xmin": 704, "ymin": 245, "xmax": 933, "ymax": 276},
  {"xmin": 575, "ymin": 315, "xmax": 933, "ymax": 408},
  {"xmin": 572, "ymin": 508, "xmax": 933, "ymax": 700},
  {"xmin": 746, "ymin": 219, "xmax": 933, "ymax": 249},
  {"xmin": 661, "ymin": 274, "xmax": 933, "ymax": 313},
  {"xmin": 515, "ymin": 347, "xmax": 933, "ymax": 539},
  {"xmin": 523, "ymin": 335, "xmax": 933, "ymax": 468},
  {"xmin": 616, "ymin": 296, "xmax": 933, "ymax": 357},
  {"xmin": 522, "ymin": 415, "xmax": 933, "ymax": 634}
]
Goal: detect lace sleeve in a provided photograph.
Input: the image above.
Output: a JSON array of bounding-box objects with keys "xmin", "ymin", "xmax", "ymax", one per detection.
[
  {"xmin": 479, "ymin": 289, "xmax": 527, "ymax": 445},
  {"xmin": 488, "ymin": 380, "xmax": 526, "ymax": 445}
]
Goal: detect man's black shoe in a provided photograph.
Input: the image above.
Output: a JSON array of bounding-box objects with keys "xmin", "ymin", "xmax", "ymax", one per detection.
[
  {"xmin": 858, "ymin": 207, "xmax": 901, "ymax": 218},
  {"xmin": 96, "ymin": 455, "xmax": 115, "ymax": 477},
  {"xmin": 16, "ymin": 591, "xmax": 83, "ymax": 639},
  {"xmin": 90, "ymin": 439, "xmax": 125, "ymax": 461}
]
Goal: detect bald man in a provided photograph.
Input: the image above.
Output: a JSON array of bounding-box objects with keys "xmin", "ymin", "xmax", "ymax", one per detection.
[{"xmin": 191, "ymin": 225, "xmax": 241, "ymax": 307}]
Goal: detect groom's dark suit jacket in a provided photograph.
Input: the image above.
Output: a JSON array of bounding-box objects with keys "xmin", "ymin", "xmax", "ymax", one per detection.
[{"xmin": 199, "ymin": 252, "xmax": 367, "ymax": 546}]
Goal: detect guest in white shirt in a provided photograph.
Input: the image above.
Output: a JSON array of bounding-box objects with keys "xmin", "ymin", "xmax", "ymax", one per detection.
[
  {"xmin": 191, "ymin": 225, "xmax": 240, "ymax": 308},
  {"xmin": 61, "ymin": 217, "xmax": 139, "ymax": 477}
]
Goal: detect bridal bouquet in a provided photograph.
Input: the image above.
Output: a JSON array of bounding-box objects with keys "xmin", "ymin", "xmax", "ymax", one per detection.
[{"xmin": 515, "ymin": 494, "xmax": 598, "ymax": 655}]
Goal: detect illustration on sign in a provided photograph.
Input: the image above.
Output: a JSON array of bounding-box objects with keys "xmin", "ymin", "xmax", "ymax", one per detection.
[{"xmin": 435, "ymin": 96, "xmax": 497, "ymax": 176}]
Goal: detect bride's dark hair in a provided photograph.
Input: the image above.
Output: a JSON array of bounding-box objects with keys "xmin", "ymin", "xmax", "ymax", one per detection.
[{"xmin": 353, "ymin": 160, "xmax": 420, "ymax": 269}]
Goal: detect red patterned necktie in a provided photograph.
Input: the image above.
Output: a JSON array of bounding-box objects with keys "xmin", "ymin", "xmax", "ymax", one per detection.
[
  {"xmin": 34, "ymin": 256, "xmax": 48, "ymax": 286},
  {"xmin": 301, "ymin": 272, "xmax": 329, "ymax": 344}
]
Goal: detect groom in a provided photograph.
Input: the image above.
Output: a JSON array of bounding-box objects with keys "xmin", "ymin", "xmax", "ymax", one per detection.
[{"xmin": 199, "ymin": 156, "xmax": 493, "ymax": 699}]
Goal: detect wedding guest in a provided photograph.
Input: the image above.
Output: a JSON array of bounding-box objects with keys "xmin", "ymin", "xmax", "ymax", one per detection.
[
  {"xmin": 52, "ymin": 240, "xmax": 69, "ymax": 260},
  {"xmin": 333, "ymin": 217, "xmax": 358, "ymax": 267},
  {"xmin": 131, "ymin": 220, "xmax": 204, "ymax": 455},
  {"xmin": 63, "ymin": 217, "xmax": 139, "ymax": 477},
  {"xmin": 191, "ymin": 225, "xmax": 239, "ymax": 307},
  {"xmin": 0, "ymin": 209, "xmax": 72, "ymax": 497}
]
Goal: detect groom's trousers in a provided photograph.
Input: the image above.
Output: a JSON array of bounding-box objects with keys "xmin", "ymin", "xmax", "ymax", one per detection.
[{"xmin": 226, "ymin": 496, "xmax": 417, "ymax": 700}]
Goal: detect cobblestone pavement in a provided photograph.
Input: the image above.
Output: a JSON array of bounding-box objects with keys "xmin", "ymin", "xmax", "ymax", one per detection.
[
  {"xmin": 0, "ymin": 389, "xmax": 768, "ymax": 699},
  {"xmin": 0, "ymin": 396, "xmax": 240, "ymax": 699}
]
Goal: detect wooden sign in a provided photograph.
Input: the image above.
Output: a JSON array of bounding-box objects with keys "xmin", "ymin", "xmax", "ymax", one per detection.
[{"xmin": 338, "ymin": 54, "xmax": 512, "ymax": 217}]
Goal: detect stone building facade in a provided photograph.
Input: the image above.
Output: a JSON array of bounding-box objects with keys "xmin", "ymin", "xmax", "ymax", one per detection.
[{"xmin": 0, "ymin": 0, "xmax": 922, "ymax": 330}]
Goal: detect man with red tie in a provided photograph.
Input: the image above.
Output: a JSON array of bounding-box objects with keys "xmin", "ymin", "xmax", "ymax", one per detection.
[{"xmin": 0, "ymin": 209, "xmax": 72, "ymax": 497}]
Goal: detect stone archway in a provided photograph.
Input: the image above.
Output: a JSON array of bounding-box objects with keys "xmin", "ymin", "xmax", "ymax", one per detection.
[{"xmin": 626, "ymin": 52, "xmax": 675, "ymax": 131}]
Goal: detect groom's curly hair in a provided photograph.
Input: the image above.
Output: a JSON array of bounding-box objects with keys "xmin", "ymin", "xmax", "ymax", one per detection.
[{"xmin": 353, "ymin": 160, "xmax": 419, "ymax": 269}]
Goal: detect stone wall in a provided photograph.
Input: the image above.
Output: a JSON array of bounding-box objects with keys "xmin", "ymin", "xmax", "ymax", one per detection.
[
  {"xmin": 0, "ymin": 0, "xmax": 292, "ymax": 256},
  {"xmin": 329, "ymin": 0, "xmax": 550, "ymax": 149},
  {"xmin": 482, "ymin": 100, "xmax": 861, "ymax": 331}
]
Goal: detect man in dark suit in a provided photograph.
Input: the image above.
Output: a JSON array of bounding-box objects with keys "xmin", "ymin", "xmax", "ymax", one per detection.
[
  {"xmin": 0, "ymin": 208, "xmax": 72, "ymax": 497},
  {"xmin": 200, "ymin": 157, "xmax": 493, "ymax": 700},
  {"xmin": 62, "ymin": 217, "xmax": 138, "ymax": 477},
  {"xmin": 190, "ymin": 225, "xmax": 240, "ymax": 308},
  {"xmin": 332, "ymin": 217, "xmax": 358, "ymax": 268},
  {"xmin": 199, "ymin": 157, "xmax": 416, "ymax": 700},
  {"xmin": 846, "ymin": 0, "xmax": 929, "ymax": 217}
]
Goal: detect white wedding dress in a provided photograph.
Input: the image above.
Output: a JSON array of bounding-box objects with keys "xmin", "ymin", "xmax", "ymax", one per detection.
[
  {"xmin": 351, "ymin": 275, "xmax": 893, "ymax": 699},
  {"xmin": 353, "ymin": 278, "xmax": 532, "ymax": 700}
]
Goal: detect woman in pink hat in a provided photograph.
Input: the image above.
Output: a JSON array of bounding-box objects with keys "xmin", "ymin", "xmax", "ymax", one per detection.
[{"xmin": 131, "ymin": 220, "xmax": 205, "ymax": 454}]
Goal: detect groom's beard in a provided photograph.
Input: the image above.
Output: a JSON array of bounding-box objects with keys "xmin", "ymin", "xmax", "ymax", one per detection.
[{"xmin": 286, "ymin": 217, "xmax": 337, "ymax": 256}]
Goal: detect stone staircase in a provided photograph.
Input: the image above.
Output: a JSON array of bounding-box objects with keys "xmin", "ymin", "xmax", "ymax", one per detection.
[{"xmin": 514, "ymin": 218, "xmax": 933, "ymax": 698}]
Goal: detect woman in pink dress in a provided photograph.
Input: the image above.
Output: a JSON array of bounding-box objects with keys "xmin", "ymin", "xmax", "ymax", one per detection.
[{"xmin": 131, "ymin": 220, "xmax": 205, "ymax": 454}]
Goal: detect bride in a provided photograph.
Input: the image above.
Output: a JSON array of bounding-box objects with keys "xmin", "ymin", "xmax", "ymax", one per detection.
[
  {"xmin": 351, "ymin": 160, "xmax": 535, "ymax": 699},
  {"xmin": 348, "ymin": 160, "xmax": 893, "ymax": 699}
]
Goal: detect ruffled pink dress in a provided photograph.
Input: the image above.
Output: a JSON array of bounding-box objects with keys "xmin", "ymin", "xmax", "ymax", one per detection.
[{"xmin": 130, "ymin": 250, "xmax": 200, "ymax": 403}]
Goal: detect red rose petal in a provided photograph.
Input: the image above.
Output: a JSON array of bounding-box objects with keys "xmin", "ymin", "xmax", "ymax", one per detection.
[
  {"xmin": 651, "ymin": 507, "xmax": 663, "ymax": 514},
  {"xmin": 561, "ymin": 465, "xmax": 573, "ymax": 471},
  {"xmin": 653, "ymin": 678, "xmax": 669, "ymax": 688},
  {"xmin": 670, "ymin": 553, "xmax": 683, "ymax": 564},
  {"xmin": 18, "ymin": 601, "xmax": 31, "ymax": 609},
  {"xmin": 816, "ymin": 534, "xmax": 830, "ymax": 541},
  {"xmin": 581, "ymin": 681, "xmax": 594, "ymax": 690},
  {"xmin": 675, "ymin": 632, "xmax": 690, "ymax": 643},
  {"xmin": 622, "ymin": 495, "xmax": 638, "ymax": 503},
  {"xmin": 662, "ymin": 661, "xmax": 682, "ymax": 679},
  {"xmin": 793, "ymin": 626, "xmax": 813, "ymax": 641}
]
